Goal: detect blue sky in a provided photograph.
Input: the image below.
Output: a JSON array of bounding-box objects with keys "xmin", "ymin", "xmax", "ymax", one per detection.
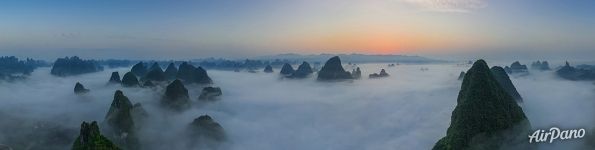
[{"xmin": 1, "ymin": 0, "xmax": 594, "ymax": 60}]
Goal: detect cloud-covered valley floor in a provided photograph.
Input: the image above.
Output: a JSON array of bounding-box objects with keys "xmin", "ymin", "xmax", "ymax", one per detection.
[{"xmin": 0, "ymin": 62, "xmax": 593, "ymax": 150}]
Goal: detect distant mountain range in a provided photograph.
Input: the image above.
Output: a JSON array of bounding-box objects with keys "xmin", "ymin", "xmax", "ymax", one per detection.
[{"xmin": 253, "ymin": 53, "xmax": 445, "ymax": 64}]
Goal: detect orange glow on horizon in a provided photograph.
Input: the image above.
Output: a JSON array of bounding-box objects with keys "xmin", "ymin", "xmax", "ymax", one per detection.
[{"xmin": 283, "ymin": 27, "xmax": 468, "ymax": 55}]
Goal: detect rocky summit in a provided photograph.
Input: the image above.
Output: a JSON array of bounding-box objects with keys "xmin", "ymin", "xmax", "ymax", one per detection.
[
  {"xmin": 164, "ymin": 62, "xmax": 178, "ymax": 80},
  {"xmin": 198, "ymin": 87, "xmax": 223, "ymax": 101},
  {"xmin": 193, "ymin": 67, "xmax": 213, "ymax": 84},
  {"xmin": 289, "ymin": 62, "xmax": 313, "ymax": 78},
  {"xmin": 317, "ymin": 56, "xmax": 352, "ymax": 80},
  {"xmin": 162, "ymin": 79, "xmax": 191, "ymax": 110},
  {"xmin": 130, "ymin": 62, "xmax": 148, "ymax": 77},
  {"xmin": 188, "ymin": 115, "xmax": 226, "ymax": 143},
  {"xmin": 530, "ymin": 61, "xmax": 551, "ymax": 71},
  {"xmin": 109, "ymin": 72, "xmax": 121, "ymax": 84},
  {"xmin": 177, "ymin": 62, "xmax": 212, "ymax": 84},
  {"xmin": 176, "ymin": 62, "xmax": 195, "ymax": 82},
  {"xmin": 104, "ymin": 90, "xmax": 140, "ymax": 150},
  {"xmin": 263, "ymin": 65, "xmax": 274, "ymax": 73},
  {"xmin": 351, "ymin": 67, "xmax": 362, "ymax": 79},
  {"xmin": 556, "ymin": 61, "xmax": 595, "ymax": 81},
  {"xmin": 505, "ymin": 61, "xmax": 529, "ymax": 74},
  {"xmin": 279, "ymin": 63, "xmax": 295, "ymax": 75},
  {"xmin": 72, "ymin": 121, "xmax": 120, "ymax": 150},
  {"xmin": 74, "ymin": 82, "xmax": 90, "ymax": 94},
  {"xmin": 433, "ymin": 60, "xmax": 532, "ymax": 150},
  {"xmin": 121, "ymin": 72, "xmax": 140, "ymax": 87},
  {"xmin": 148, "ymin": 62, "xmax": 162, "ymax": 72},
  {"xmin": 369, "ymin": 69, "xmax": 389, "ymax": 78}
]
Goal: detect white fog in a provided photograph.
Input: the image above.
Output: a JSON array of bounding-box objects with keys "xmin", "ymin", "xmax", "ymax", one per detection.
[{"xmin": 0, "ymin": 62, "xmax": 593, "ymax": 150}]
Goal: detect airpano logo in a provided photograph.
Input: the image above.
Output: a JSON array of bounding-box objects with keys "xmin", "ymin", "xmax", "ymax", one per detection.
[{"xmin": 528, "ymin": 127, "xmax": 586, "ymax": 143}]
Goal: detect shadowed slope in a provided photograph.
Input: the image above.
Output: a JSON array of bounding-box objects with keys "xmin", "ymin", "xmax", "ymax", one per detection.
[{"xmin": 433, "ymin": 60, "xmax": 532, "ymax": 150}]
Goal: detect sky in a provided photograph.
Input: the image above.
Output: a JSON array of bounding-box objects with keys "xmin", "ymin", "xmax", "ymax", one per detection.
[{"xmin": 1, "ymin": 0, "xmax": 594, "ymax": 60}]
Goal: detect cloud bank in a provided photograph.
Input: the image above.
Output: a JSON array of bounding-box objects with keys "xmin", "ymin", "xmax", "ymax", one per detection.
[
  {"xmin": 402, "ymin": 0, "xmax": 487, "ymax": 13},
  {"xmin": 0, "ymin": 61, "xmax": 593, "ymax": 150}
]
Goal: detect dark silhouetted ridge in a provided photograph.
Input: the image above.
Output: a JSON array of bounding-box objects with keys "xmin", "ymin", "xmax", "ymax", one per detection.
[
  {"xmin": 317, "ymin": 56, "xmax": 352, "ymax": 80},
  {"xmin": 433, "ymin": 60, "xmax": 532, "ymax": 150}
]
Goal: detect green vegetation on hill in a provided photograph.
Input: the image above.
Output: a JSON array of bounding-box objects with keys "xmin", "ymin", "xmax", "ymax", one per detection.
[
  {"xmin": 72, "ymin": 121, "xmax": 120, "ymax": 150},
  {"xmin": 433, "ymin": 60, "xmax": 532, "ymax": 150}
]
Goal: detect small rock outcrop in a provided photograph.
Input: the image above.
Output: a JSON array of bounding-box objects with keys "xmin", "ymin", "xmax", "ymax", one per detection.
[
  {"xmin": 50, "ymin": 56, "xmax": 103, "ymax": 77},
  {"xmin": 72, "ymin": 121, "xmax": 120, "ymax": 150},
  {"xmin": 530, "ymin": 61, "xmax": 550, "ymax": 71},
  {"xmin": 162, "ymin": 80, "xmax": 191, "ymax": 110},
  {"xmin": 164, "ymin": 63, "xmax": 178, "ymax": 80},
  {"xmin": 130, "ymin": 62, "xmax": 147, "ymax": 77},
  {"xmin": 351, "ymin": 67, "xmax": 362, "ymax": 79},
  {"xmin": 289, "ymin": 62, "xmax": 313, "ymax": 78},
  {"xmin": 433, "ymin": 60, "xmax": 532, "ymax": 150},
  {"xmin": 263, "ymin": 65, "xmax": 273, "ymax": 73},
  {"xmin": 121, "ymin": 72, "xmax": 139, "ymax": 87},
  {"xmin": 556, "ymin": 61, "xmax": 576, "ymax": 80},
  {"xmin": 188, "ymin": 115, "xmax": 226, "ymax": 143},
  {"xmin": 279, "ymin": 63, "xmax": 295, "ymax": 75},
  {"xmin": 198, "ymin": 87, "xmax": 223, "ymax": 101},
  {"xmin": 317, "ymin": 56, "xmax": 352, "ymax": 80},
  {"xmin": 104, "ymin": 90, "xmax": 139, "ymax": 150},
  {"xmin": 109, "ymin": 72, "xmax": 121, "ymax": 84},
  {"xmin": 369, "ymin": 69, "xmax": 389, "ymax": 78},
  {"xmin": 74, "ymin": 82, "xmax": 90, "ymax": 94}
]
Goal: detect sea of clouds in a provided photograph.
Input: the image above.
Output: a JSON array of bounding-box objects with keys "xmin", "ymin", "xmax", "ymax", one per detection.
[{"xmin": 0, "ymin": 61, "xmax": 593, "ymax": 150}]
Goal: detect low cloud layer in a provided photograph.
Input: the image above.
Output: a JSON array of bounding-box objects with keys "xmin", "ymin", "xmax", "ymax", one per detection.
[{"xmin": 0, "ymin": 61, "xmax": 593, "ymax": 149}]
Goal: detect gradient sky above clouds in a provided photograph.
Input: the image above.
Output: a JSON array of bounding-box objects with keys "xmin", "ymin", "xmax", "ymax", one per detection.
[{"xmin": 1, "ymin": 0, "xmax": 594, "ymax": 59}]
